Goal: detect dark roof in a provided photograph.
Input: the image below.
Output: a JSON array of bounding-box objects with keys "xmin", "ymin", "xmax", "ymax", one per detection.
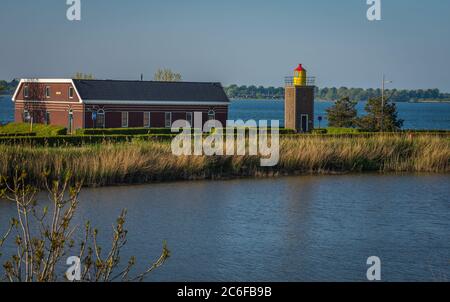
[{"xmin": 72, "ymin": 79, "xmax": 229, "ymax": 103}]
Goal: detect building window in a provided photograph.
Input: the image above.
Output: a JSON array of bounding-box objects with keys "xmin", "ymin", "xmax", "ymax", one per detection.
[
  {"xmin": 165, "ymin": 112, "xmax": 172, "ymax": 128},
  {"xmin": 96, "ymin": 110, "xmax": 105, "ymax": 128},
  {"xmin": 23, "ymin": 110, "xmax": 30, "ymax": 122},
  {"xmin": 45, "ymin": 111, "xmax": 51, "ymax": 125},
  {"xmin": 69, "ymin": 87, "xmax": 74, "ymax": 99},
  {"xmin": 186, "ymin": 112, "xmax": 193, "ymax": 127},
  {"xmin": 45, "ymin": 86, "xmax": 51, "ymax": 98},
  {"xmin": 24, "ymin": 86, "xmax": 29, "ymax": 98},
  {"xmin": 143, "ymin": 112, "xmax": 151, "ymax": 128},
  {"xmin": 208, "ymin": 110, "xmax": 215, "ymax": 121},
  {"xmin": 121, "ymin": 112, "xmax": 129, "ymax": 128}
]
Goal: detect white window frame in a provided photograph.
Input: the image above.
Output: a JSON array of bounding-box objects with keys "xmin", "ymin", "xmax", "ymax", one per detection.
[
  {"xmin": 186, "ymin": 112, "xmax": 193, "ymax": 127},
  {"xmin": 24, "ymin": 85, "xmax": 29, "ymax": 98},
  {"xmin": 208, "ymin": 109, "xmax": 215, "ymax": 121},
  {"xmin": 23, "ymin": 110, "xmax": 30, "ymax": 122},
  {"xmin": 143, "ymin": 112, "xmax": 151, "ymax": 128},
  {"xmin": 121, "ymin": 112, "xmax": 129, "ymax": 128},
  {"xmin": 69, "ymin": 87, "xmax": 74, "ymax": 99},
  {"xmin": 45, "ymin": 86, "xmax": 51, "ymax": 98},
  {"xmin": 165, "ymin": 112, "xmax": 172, "ymax": 128},
  {"xmin": 96, "ymin": 110, "xmax": 105, "ymax": 128}
]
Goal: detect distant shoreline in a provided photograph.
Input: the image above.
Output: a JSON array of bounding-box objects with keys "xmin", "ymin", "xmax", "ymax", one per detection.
[{"xmin": 230, "ymin": 98, "xmax": 450, "ymax": 103}]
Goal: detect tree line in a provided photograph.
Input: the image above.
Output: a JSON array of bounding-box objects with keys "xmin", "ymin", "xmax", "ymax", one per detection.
[
  {"xmin": 224, "ymin": 84, "xmax": 450, "ymax": 102},
  {"xmin": 326, "ymin": 96, "xmax": 403, "ymax": 132}
]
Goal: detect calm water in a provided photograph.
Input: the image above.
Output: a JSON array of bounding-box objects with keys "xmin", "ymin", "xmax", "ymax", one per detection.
[
  {"xmin": 1, "ymin": 95, "xmax": 449, "ymax": 129},
  {"xmin": 229, "ymin": 99, "xmax": 450, "ymax": 130},
  {"xmin": 0, "ymin": 174, "xmax": 449, "ymax": 281}
]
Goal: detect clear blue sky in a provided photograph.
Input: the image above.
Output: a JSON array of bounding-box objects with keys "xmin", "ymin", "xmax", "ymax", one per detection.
[{"xmin": 1, "ymin": 0, "xmax": 450, "ymax": 91}]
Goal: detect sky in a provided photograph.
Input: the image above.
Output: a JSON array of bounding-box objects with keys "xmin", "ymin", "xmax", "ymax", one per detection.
[{"xmin": 1, "ymin": 0, "xmax": 450, "ymax": 91}]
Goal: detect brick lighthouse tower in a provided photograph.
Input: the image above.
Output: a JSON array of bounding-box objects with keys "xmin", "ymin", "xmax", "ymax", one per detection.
[{"xmin": 284, "ymin": 64, "xmax": 315, "ymax": 132}]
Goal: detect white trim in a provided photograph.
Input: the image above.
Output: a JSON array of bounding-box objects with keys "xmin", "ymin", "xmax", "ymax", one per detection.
[
  {"xmin": 83, "ymin": 100, "xmax": 229, "ymax": 106},
  {"xmin": 70, "ymin": 79, "xmax": 83, "ymax": 103},
  {"xmin": 13, "ymin": 100, "xmax": 83, "ymax": 104},
  {"xmin": 12, "ymin": 79, "xmax": 83, "ymax": 103}
]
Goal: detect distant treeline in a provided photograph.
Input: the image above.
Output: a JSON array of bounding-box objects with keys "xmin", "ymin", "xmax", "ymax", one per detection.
[
  {"xmin": 2, "ymin": 79, "xmax": 449, "ymax": 102},
  {"xmin": 224, "ymin": 84, "xmax": 450, "ymax": 102}
]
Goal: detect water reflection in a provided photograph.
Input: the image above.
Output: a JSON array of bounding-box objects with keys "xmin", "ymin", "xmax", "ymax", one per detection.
[{"xmin": 0, "ymin": 174, "xmax": 449, "ymax": 281}]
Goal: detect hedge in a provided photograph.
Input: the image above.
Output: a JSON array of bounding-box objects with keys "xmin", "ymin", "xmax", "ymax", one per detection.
[
  {"xmin": 0, "ymin": 134, "xmax": 179, "ymax": 146},
  {"xmin": 76, "ymin": 127, "xmax": 175, "ymax": 135},
  {"xmin": 0, "ymin": 123, "xmax": 67, "ymax": 136},
  {"xmin": 76, "ymin": 127, "xmax": 297, "ymax": 136},
  {"xmin": 0, "ymin": 132, "xmax": 37, "ymax": 137}
]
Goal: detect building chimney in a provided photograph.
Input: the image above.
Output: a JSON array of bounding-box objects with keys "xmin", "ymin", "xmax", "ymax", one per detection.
[{"xmin": 140, "ymin": 74, "xmax": 143, "ymax": 81}]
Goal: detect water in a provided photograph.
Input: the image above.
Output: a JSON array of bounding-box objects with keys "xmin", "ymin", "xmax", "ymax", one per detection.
[
  {"xmin": 0, "ymin": 95, "xmax": 14, "ymax": 125},
  {"xmin": 1, "ymin": 95, "xmax": 449, "ymax": 129},
  {"xmin": 0, "ymin": 174, "xmax": 449, "ymax": 281},
  {"xmin": 229, "ymin": 99, "xmax": 450, "ymax": 130}
]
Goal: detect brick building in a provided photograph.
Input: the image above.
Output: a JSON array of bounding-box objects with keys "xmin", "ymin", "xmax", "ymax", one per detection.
[{"xmin": 12, "ymin": 79, "xmax": 230, "ymax": 132}]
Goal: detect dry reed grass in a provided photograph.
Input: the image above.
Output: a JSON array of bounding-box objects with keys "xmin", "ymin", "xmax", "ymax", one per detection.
[{"xmin": 0, "ymin": 134, "xmax": 448, "ymax": 187}]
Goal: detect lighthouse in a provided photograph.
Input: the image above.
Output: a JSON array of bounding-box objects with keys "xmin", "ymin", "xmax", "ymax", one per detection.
[{"xmin": 285, "ymin": 64, "xmax": 315, "ymax": 132}]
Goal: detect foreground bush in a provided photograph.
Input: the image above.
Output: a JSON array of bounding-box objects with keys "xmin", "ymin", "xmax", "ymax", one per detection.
[
  {"xmin": 0, "ymin": 172, "xmax": 169, "ymax": 282},
  {"xmin": 0, "ymin": 135, "xmax": 448, "ymax": 187}
]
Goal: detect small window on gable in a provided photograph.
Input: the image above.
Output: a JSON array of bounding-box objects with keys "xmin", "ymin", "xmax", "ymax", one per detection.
[
  {"xmin": 24, "ymin": 85, "xmax": 29, "ymax": 98},
  {"xmin": 69, "ymin": 87, "xmax": 74, "ymax": 99},
  {"xmin": 46, "ymin": 86, "xmax": 51, "ymax": 98}
]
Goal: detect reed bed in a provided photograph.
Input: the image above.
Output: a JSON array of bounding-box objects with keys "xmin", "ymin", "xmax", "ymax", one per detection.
[{"xmin": 0, "ymin": 134, "xmax": 448, "ymax": 187}]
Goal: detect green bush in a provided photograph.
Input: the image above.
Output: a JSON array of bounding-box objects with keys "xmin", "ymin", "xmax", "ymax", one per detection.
[
  {"xmin": 0, "ymin": 123, "xmax": 67, "ymax": 136},
  {"xmin": 312, "ymin": 129, "xmax": 328, "ymax": 135},
  {"xmin": 325, "ymin": 127, "xmax": 361, "ymax": 135}
]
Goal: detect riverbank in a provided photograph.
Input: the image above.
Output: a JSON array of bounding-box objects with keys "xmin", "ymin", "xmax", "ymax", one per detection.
[{"xmin": 0, "ymin": 134, "xmax": 448, "ymax": 188}]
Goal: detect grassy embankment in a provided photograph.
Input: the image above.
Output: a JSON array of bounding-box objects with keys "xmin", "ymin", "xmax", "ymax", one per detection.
[{"xmin": 0, "ymin": 134, "xmax": 448, "ymax": 187}]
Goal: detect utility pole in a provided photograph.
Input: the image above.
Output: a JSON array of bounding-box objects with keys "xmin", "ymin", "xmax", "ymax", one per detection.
[
  {"xmin": 381, "ymin": 74, "xmax": 392, "ymax": 132},
  {"xmin": 381, "ymin": 74, "xmax": 385, "ymax": 132}
]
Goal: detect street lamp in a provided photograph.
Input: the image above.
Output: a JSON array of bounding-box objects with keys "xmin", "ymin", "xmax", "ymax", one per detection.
[{"xmin": 381, "ymin": 74, "xmax": 393, "ymax": 132}]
